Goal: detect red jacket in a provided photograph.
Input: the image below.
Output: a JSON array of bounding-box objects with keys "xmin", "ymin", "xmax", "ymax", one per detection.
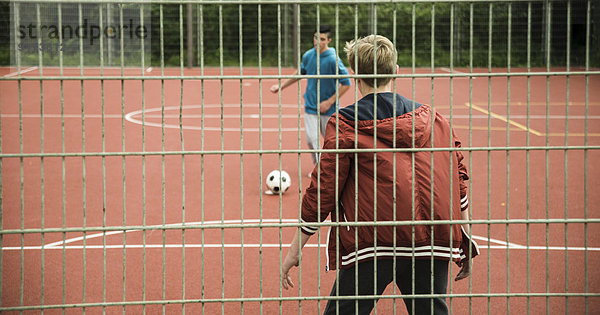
[{"xmin": 301, "ymin": 93, "xmax": 472, "ymax": 271}]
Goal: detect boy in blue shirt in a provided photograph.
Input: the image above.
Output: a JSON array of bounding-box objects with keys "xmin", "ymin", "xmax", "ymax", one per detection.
[{"xmin": 270, "ymin": 25, "xmax": 351, "ymax": 167}]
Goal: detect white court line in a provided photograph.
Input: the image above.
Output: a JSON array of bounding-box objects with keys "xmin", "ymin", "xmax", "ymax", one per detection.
[
  {"xmin": 1, "ymin": 114, "xmax": 127, "ymax": 118},
  {"xmin": 43, "ymin": 219, "xmax": 298, "ymax": 248},
  {"xmin": 125, "ymin": 105, "xmax": 305, "ymax": 132},
  {"xmin": 440, "ymin": 67, "xmax": 473, "ymax": 77},
  {"xmin": 3, "ymin": 219, "xmax": 599, "ymax": 252},
  {"xmin": 3, "ymin": 66, "xmax": 38, "ymax": 78}
]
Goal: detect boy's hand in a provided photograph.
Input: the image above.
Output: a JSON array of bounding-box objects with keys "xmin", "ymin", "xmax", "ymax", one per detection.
[
  {"xmin": 281, "ymin": 251, "xmax": 300, "ymax": 290},
  {"xmin": 270, "ymin": 84, "xmax": 280, "ymax": 93},
  {"xmin": 319, "ymin": 99, "xmax": 333, "ymax": 113},
  {"xmin": 454, "ymin": 258, "xmax": 472, "ymax": 281}
]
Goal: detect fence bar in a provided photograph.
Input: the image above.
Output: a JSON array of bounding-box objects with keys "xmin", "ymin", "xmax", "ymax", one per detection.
[
  {"xmin": 486, "ymin": 4, "xmax": 493, "ymax": 313},
  {"xmin": 239, "ymin": 3, "xmax": 246, "ymax": 314},
  {"xmin": 4, "ymin": 71, "xmax": 600, "ymax": 81},
  {"xmin": 584, "ymin": 2, "xmax": 591, "ymax": 314},
  {"xmin": 120, "ymin": 4, "xmax": 128, "ymax": 313},
  {"xmin": 544, "ymin": 2, "xmax": 552, "ymax": 313},
  {"xmin": 526, "ymin": 2, "xmax": 532, "ymax": 314},
  {"xmin": 564, "ymin": 1, "xmax": 571, "ymax": 313},
  {"xmin": 2, "ymin": 291, "xmax": 600, "ymax": 312}
]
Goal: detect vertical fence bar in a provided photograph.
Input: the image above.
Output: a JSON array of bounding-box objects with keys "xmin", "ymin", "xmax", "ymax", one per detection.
[
  {"xmin": 159, "ymin": 4, "xmax": 166, "ymax": 313},
  {"xmin": 180, "ymin": 2, "xmax": 188, "ymax": 312},
  {"xmin": 276, "ymin": 3, "xmax": 284, "ymax": 314},
  {"xmin": 296, "ymin": 5, "xmax": 303, "ymax": 314},
  {"xmin": 526, "ymin": 3, "xmax": 532, "ymax": 315},
  {"xmin": 564, "ymin": 2, "xmax": 571, "ymax": 312},
  {"xmin": 333, "ymin": 4, "xmax": 342, "ymax": 314},
  {"xmin": 376, "ymin": 4, "xmax": 383, "ymax": 311},
  {"xmin": 119, "ymin": 4, "xmax": 127, "ymax": 314},
  {"xmin": 57, "ymin": 4, "xmax": 66, "ymax": 314},
  {"xmin": 35, "ymin": 4, "xmax": 46, "ymax": 311},
  {"xmin": 486, "ymin": 3, "xmax": 493, "ymax": 314},
  {"xmin": 352, "ymin": 5, "xmax": 359, "ymax": 314},
  {"xmin": 314, "ymin": 6, "xmax": 322, "ymax": 311},
  {"xmin": 140, "ymin": 4, "xmax": 147, "ymax": 313},
  {"xmin": 238, "ymin": 3, "xmax": 245, "ymax": 314},
  {"xmin": 99, "ymin": 4, "xmax": 108, "ymax": 312},
  {"xmin": 77, "ymin": 3, "xmax": 87, "ymax": 312},
  {"xmin": 544, "ymin": 3, "xmax": 552, "ymax": 313},
  {"xmin": 584, "ymin": 2, "xmax": 590, "ymax": 313},
  {"xmin": 447, "ymin": 4, "xmax": 455, "ymax": 312},
  {"xmin": 372, "ymin": 5, "xmax": 379, "ymax": 314},
  {"xmin": 468, "ymin": 3, "xmax": 474, "ymax": 314},
  {"xmin": 257, "ymin": 3, "xmax": 264, "ymax": 314},
  {"xmin": 429, "ymin": 4, "xmax": 436, "ymax": 313},
  {"xmin": 11, "ymin": 3, "xmax": 25, "ymax": 310},
  {"xmin": 198, "ymin": 4, "xmax": 206, "ymax": 313},
  {"xmin": 505, "ymin": 4, "xmax": 512, "ymax": 314},
  {"xmin": 392, "ymin": 4, "xmax": 398, "ymax": 314},
  {"xmin": 218, "ymin": 4, "xmax": 225, "ymax": 314},
  {"xmin": 410, "ymin": 3, "xmax": 417, "ymax": 315}
]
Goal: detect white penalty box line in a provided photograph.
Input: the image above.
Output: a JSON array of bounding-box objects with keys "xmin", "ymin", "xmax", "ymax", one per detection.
[{"xmin": 3, "ymin": 219, "xmax": 599, "ymax": 252}]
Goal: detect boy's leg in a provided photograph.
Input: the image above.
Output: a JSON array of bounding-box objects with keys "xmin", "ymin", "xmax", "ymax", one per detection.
[
  {"xmin": 303, "ymin": 113, "xmax": 320, "ymax": 165},
  {"xmin": 395, "ymin": 259, "xmax": 449, "ymax": 315},
  {"xmin": 323, "ymin": 260, "xmax": 394, "ymax": 315}
]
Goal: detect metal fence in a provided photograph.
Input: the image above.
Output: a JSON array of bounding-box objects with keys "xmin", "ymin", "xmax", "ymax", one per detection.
[{"xmin": 1, "ymin": 0, "xmax": 599, "ymax": 314}]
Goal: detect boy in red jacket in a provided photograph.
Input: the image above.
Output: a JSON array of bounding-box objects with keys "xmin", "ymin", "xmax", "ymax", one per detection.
[{"xmin": 281, "ymin": 34, "xmax": 478, "ymax": 315}]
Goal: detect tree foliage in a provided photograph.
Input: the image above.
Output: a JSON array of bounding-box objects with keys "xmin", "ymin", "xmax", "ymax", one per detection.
[{"xmin": 1, "ymin": 2, "xmax": 597, "ymax": 67}]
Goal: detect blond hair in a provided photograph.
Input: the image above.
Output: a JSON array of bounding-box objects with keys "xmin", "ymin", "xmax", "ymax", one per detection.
[{"xmin": 344, "ymin": 35, "xmax": 397, "ymax": 88}]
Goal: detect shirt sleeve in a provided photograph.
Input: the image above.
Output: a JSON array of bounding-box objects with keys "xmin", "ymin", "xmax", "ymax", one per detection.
[
  {"xmin": 337, "ymin": 57, "xmax": 351, "ymax": 86},
  {"xmin": 300, "ymin": 117, "xmax": 352, "ymax": 235}
]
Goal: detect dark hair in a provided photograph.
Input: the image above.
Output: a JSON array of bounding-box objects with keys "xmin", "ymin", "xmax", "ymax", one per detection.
[{"xmin": 319, "ymin": 24, "xmax": 331, "ymax": 37}]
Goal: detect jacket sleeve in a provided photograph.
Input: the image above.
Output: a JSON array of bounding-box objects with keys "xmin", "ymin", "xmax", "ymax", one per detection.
[
  {"xmin": 453, "ymin": 130, "xmax": 470, "ymax": 212},
  {"xmin": 300, "ymin": 117, "xmax": 352, "ymax": 235}
]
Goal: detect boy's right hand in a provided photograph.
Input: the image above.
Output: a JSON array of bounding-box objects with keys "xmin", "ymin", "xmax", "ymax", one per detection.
[
  {"xmin": 281, "ymin": 251, "xmax": 300, "ymax": 290},
  {"xmin": 454, "ymin": 258, "xmax": 472, "ymax": 281},
  {"xmin": 270, "ymin": 84, "xmax": 280, "ymax": 93}
]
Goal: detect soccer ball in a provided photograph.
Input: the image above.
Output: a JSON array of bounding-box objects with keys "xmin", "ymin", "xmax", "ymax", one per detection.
[{"xmin": 266, "ymin": 170, "xmax": 291, "ymax": 194}]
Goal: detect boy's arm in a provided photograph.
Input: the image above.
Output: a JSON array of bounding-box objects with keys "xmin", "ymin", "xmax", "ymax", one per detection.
[
  {"xmin": 302, "ymin": 120, "xmax": 352, "ymax": 225},
  {"xmin": 452, "ymin": 131, "xmax": 478, "ymax": 281},
  {"xmin": 319, "ymin": 83, "xmax": 351, "ymax": 113},
  {"xmin": 270, "ymin": 70, "xmax": 300, "ymax": 93},
  {"xmin": 281, "ymin": 229, "xmax": 311, "ymax": 290},
  {"xmin": 453, "ymin": 131, "xmax": 470, "ymax": 232}
]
